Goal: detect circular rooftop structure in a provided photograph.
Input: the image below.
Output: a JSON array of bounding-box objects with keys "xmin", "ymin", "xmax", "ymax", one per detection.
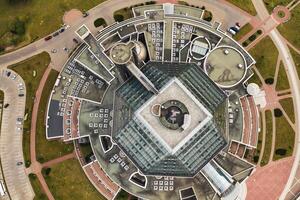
[
  {"xmin": 247, "ymin": 83, "xmax": 260, "ymax": 95},
  {"xmin": 159, "ymin": 100, "xmax": 189, "ymax": 130},
  {"xmin": 204, "ymin": 46, "xmax": 247, "ymax": 88},
  {"xmin": 110, "ymin": 42, "xmax": 133, "ymax": 64}
]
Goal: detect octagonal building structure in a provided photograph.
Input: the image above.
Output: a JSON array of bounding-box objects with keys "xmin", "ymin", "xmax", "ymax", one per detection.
[{"xmin": 46, "ymin": 3, "xmax": 259, "ymax": 200}]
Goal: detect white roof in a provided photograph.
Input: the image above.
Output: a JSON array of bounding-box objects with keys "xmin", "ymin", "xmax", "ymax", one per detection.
[{"xmin": 247, "ymin": 83, "xmax": 260, "ymax": 96}]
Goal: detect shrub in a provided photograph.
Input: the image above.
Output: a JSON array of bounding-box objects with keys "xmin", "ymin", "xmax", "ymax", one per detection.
[
  {"xmin": 10, "ymin": 18, "xmax": 26, "ymax": 35},
  {"xmin": 94, "ymin": 18, "xmax": 106, "ymax": 28},
  {"xmin": 249, "ymin": 34, "xmax": 257, "ymax": 42},
  {"xmin": 274, "ymin": 108, "xmax": 283, "ymax": 117},
  {"xmin": 257, "ymin": 29, "xmax": 263, "ymax": 35},
  {"xmin": 114, "ymin": 14, "xmax": 124, "ymax": 22},
  {"xmin": 242, "ymin": 41, "xmax": 248, "ymax": 47},
  {"xmin": 28, "ymin": 173, "xmax": 36, "ymax": 179},
  {"xmin": 265, "ymin": 77, "xmax": 274, "ymax": 84},
  {"xmin": 42, "ymin": 167, "xmax": 51, "ymax": 177},
  {"xmin": 275, "ymin": 148, "xmax": 287, "ymax": 155},
  {"xmin": 25, "ymin": 160, "xmax": 31, "ymax": 168},
  {"xmin": 203, "ymin": 11, "xmax": 213, "ymax": 22},
  {"xmin": 178, "ymin": 1, "xmax": 189, "ymax": 6},
  {"xmin": 253, "ymin": 155, "xmax": 259, "ymax": 163},
  {"xmin": 145, "ymin": 1, "xmax": 156, "ymax": 5}
]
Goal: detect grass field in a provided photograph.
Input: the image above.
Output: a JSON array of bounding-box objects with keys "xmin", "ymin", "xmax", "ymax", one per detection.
[
  {"xmin": 8, "ymin": 52, "xmax": 50, "ymax": 165},
  {"xmin": 260, "ymin": 110, "xmax": 273, "ymax": 166},
  {"xmin": 279, "ymin": 97, "xmax": 295, "ymax": 123},
  {"xmin": 278, "ymin": 5, "xmax": 300, "ymax": 49},
  {"xmin": 273, "ymin": 109, "xmax": 295, "ymax": 160},
  {"xmin": 289, "ymin": 47, "xmax": 300, "ymax": 78},
  {"xmin": 0, "ymin": 0, "xmax": 106, "ymax": 51},
  {"xmin": 263, "ymin": 0, "xmax": 292, "ymax": 13},
  {"xmin": 44, "ymin": 158, "xmax": 105, "ymax": 200},
  {"xmin": 233, "ymin": 23, "xmax": 253, "ymax": 41},
  {"xmin": 113, "ymin": 7, "xmax": 133, "ymax": 22},
  {"xmin": 276, "ymin": 61, "xmax": 290, "ymax": 90},
  {"xmin": 249, "ymin": 36, "xmax": 279, "ymax": 81},
  {"xmin": 226, "ymin": 0, "xmax": 257, "ymax": 16},
  {"xmin": 29, "ymin": 174, "xmax": 47, "ymax": 200},
  {"xmin": 35, "ymin": 69, "xmax": 73, "ymax": 163},
  {"xmin": 253, "ymin": 112, "xmax": 263, "ymax": 163},
  {"xmin": 249, "ymin": 69, "xmax": 263, "ymax": 86}
]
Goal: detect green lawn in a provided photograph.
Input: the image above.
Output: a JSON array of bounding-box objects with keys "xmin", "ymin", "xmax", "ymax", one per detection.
[
  {"xmin": 8, "ymin": 52, "xmax": 50, "ymax": 165},
  {"xmin": 115, "ymin": 190, "xmax": 131, "ymax": 200},
  {"xmin": 260, "ymin": 110, "xmax": 273, "ymax": 166},
  {"xmin": 28, "ymin": 174, "xmax": 47, "ymax": 200},
  {"xmin": 289, "ymin": 47, "xmax": 300, "ymax": 78},
  {"xmin": 248, "ymin": 70, "xmax": 263, "ymax": 86},
  {"xmin": 249, "ymin": 36, "xmax": 279, "ymax": 81},
  {"xmin": 79, "ymin": 143, "xmax": 94, "ymax": 160},
  {"xmin": 226, "ymin": 0, "xmax": 257, "ymax": 16},
  {"xmin": 36, "ymin": 69, "xmax": 73, "ymax": 163},
  {"xmin": 263, "ymin": 0, "xmax": 292, "ymax": 13},
  {"xmin": 0, "ymin": 0, "xmax": 106, "ymax": 52},
  {"xmin": 253, "ymin": 111, "xmax": 263, "ymax": 163},
  {"xmin": 278, "ymin": 5, "xmax": 300, "ymax": 49},
  {"xmin": 233, "ymin": 23, "xmax": 253, "ymax": 41},
  {"xmin": 44, "ymin": 158, "xmax": 105, "ymax": 200},
  {"xmin": 276, "ymin": 61, "xmax": 290, "ymax": 90},
  {"xmin": 273, "ymin": 109, "xmax": 295, "ymax": 160},
  {"xmin": 113, "ymin": 7, "xmax": 133, "ymax": 22},
  {"xmin": 279, "ymin": 98, "xmax": 295, "ymax": 123}
]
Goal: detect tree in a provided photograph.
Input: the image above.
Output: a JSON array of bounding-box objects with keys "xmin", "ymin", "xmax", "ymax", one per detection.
[{"xmin": 10, "ymin": 18, "xmax": 26, "ymax": 35}]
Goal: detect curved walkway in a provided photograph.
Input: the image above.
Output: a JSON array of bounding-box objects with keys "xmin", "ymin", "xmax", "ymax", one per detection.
[{"xmin": 28, "ymin": 65, "xmax": 55, "ymax": 200}]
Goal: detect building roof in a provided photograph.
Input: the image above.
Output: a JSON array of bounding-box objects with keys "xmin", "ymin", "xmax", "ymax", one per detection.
[{"xmin": 112, "ymin": 62, "xmax": 227, "ymax": 177}]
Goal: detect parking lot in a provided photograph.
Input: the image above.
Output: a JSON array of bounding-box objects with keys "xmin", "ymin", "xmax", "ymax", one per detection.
[{"xmin": 0, "ymin": 69, "xmax": 34, "ymax": 200}]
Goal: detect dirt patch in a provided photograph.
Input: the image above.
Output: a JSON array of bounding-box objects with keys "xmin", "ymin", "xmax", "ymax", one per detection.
[{"xmin": 63, "ymin": 9, "xmax": 82, "ymax": 25}]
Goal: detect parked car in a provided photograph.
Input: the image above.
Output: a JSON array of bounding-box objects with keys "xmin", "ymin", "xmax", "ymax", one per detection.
[
  {"xmin": 18, "ymin": 94, "xmax": 24, "ymax": 97},
  {"xmin": 59, "ymin": 28, "xmax": 65, "ymax": 33},
  {"xmin": 44, "ymin": 35, "xmax": 52, "ymax": 41},
  {"xmin": 3, "ymin": 104, "xmax": 9, "ymax": 108},
  {"xmin": 11, "ymin": 74, "xmax": 17, "ymax": 80},
  {"xmin": 83, "ymin": 12, "xmax": 89, "ymax": 17},
  {"xmin": 73, "ymin": 38, "xmax": 79, "ymax": 44},
  {"xmin": 16, "ymin": 162, "xmax": 23, "ymax": 166},
  {"xmin": 6, "ymin": 71, "xmax": 11, "ymax": 77},
  {"xmin": 17, "ymin": 117, "xmax": 23, "ymax": 122},
  {"xmin": 53, "ymin": 32, "xmax": 59, "ymax": 37},
  {"xmin": 228, "ymin": 28, "xmax": 237, "ymax": 35}
]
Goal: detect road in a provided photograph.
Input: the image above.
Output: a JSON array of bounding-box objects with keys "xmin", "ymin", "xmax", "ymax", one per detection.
[
  {"xmin": 251, "ymin": 0, "xmax": 300, "ymax": 199},
  {"xmin": 0, "ymin": 69, "xmax": 34, "ymax": 200}
]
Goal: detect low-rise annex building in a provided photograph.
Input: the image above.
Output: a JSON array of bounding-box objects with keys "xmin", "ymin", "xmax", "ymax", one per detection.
[{"xmin": 46, "ymin": 3, "xmax": 259, "ymax": 200}]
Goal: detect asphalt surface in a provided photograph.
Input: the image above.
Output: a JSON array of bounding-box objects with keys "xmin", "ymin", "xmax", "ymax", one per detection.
[{"xmin": 0, "ymin": 69, "xmax": 34, "ymax": 200}]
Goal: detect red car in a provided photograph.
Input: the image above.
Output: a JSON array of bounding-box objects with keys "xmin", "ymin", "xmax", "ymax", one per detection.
[{"xmin": 44, "ymin": 35, "xmax": 52, "ymax": 41}]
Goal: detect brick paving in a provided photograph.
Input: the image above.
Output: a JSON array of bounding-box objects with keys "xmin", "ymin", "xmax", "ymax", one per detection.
[{"xmin": 246, "ymin": 157, "xmax": 295, "ymax": 200}]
